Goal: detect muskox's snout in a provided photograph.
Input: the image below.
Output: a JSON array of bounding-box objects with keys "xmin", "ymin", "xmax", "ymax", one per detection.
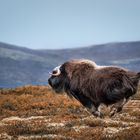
[
  {"xmin": 48, "ymin": 76, "xmax": 64, "ymax": 93},
  {"xmin": 48, "ymin": 78, "xmax": 52, "ymax": 87},
  {"xmin": 48, "ymin": 77, "xmax": 58, "ymax": 88}
]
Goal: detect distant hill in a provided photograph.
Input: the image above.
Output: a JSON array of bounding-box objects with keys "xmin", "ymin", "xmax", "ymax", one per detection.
[{"xmin": 0, "ymin": 41, "xmax": 140, "ymax": 88}]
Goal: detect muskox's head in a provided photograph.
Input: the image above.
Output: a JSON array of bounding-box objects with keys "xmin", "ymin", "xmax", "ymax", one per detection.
[
  {"xmin": 48, "ymin": 64, "xmax": 69, "ymax": 93},
  {"xmin": 48, "ymin": 59, "xmax": 97, "ymax": 93}
]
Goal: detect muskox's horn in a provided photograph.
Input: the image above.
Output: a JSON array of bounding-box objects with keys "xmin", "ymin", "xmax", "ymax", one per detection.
[{"xmin": 49, "ymin": 65, "xmax": 61, "ymax": 76}]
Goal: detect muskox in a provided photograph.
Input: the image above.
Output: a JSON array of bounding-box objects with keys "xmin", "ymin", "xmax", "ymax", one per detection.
[{"xmin": 48, "ymin": 59, "xmax": 140, "ymax": 118}]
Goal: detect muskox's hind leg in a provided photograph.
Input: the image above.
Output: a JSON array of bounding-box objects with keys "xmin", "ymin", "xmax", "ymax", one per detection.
[{"xmin": 109, "ymin": 98, "xmax": 128, "ymax": 117}]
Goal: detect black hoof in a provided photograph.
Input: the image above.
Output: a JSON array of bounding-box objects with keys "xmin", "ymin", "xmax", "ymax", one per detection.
[
  {"xmin": 92, "ymin": 111, "xmax": 104, "ymax": 118},
  {"xmin": 109, "ymin": 111, "xmax": 116, "ymax": 117},
  {"xmin": 99, "ymin": 113, "xmax": 104, "ymax": 118},
  {"xmin": 117, "ymin": 107, "xmax": 122, "ymax": 113}
]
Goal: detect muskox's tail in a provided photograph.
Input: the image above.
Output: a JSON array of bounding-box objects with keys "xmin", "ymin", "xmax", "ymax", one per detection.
[
  {"xmin": 131, "ymin": 72, "xmax": 140, "ymax": 86},
  {"xmin": 131, "ymin": 72, "xmax": 140, "ymax": 91},
  {"xmin": 137, "ymin": 72, "xmax": 140, "ymax": 79}
]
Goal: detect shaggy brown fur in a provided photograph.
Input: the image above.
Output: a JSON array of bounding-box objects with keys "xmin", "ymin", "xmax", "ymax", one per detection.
[{"xmin": 48, "ymin": 59, "xmax": 140, "ymax": 118}]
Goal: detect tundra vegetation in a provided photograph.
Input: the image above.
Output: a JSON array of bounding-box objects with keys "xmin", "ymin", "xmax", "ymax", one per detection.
[{"xmin": 0, "ymin": 85, "xmax": 140, "ymax": 140}]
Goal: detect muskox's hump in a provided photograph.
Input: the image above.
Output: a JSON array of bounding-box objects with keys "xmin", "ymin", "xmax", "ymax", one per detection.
[{"xmin": 67, "ymin": 59, "xmax": 98, "ymax": 68}]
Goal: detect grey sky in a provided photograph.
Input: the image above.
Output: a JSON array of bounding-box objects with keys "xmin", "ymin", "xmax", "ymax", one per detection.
[{"xmin": 0, "ymin": 0, "xmax": 140, "ymax": 49}]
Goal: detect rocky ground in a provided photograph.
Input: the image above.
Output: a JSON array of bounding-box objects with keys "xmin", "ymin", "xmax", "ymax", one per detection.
[{"xmin": 0, "ymin": 85, "xmax": 140, "ymax": 140}]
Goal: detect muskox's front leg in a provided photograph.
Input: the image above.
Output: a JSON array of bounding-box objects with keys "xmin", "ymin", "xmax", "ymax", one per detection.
[
  {"xmin": 70, "ymin": 91, "xmax": 104, "ymax": 118},
  {"xmin": 109, "ymin": 98, "xmax": 128, "ymax": 117},
  {"xmin": 86, "ymin": 104, "xmax": 104, "ymax": 118}
]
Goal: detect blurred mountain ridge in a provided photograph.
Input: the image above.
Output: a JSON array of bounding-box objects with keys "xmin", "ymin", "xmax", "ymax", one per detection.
[{"xmin": 0, "ymin": 41, "xmax": 140, "ymax": 87}]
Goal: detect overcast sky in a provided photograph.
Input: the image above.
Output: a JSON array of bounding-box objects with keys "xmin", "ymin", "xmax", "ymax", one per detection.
[{"xmin": 0, "ymin": 0, "xmax": 140, "ymax": 49}]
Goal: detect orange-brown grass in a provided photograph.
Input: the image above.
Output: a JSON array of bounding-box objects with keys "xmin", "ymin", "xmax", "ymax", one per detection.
[
  {"xmin": 0, "ymin": 85, "xmax": 140, "ymax": 140},
  {"xmin": 0, "ymin": 85, "xmax": 83, "ymax": 120}
]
